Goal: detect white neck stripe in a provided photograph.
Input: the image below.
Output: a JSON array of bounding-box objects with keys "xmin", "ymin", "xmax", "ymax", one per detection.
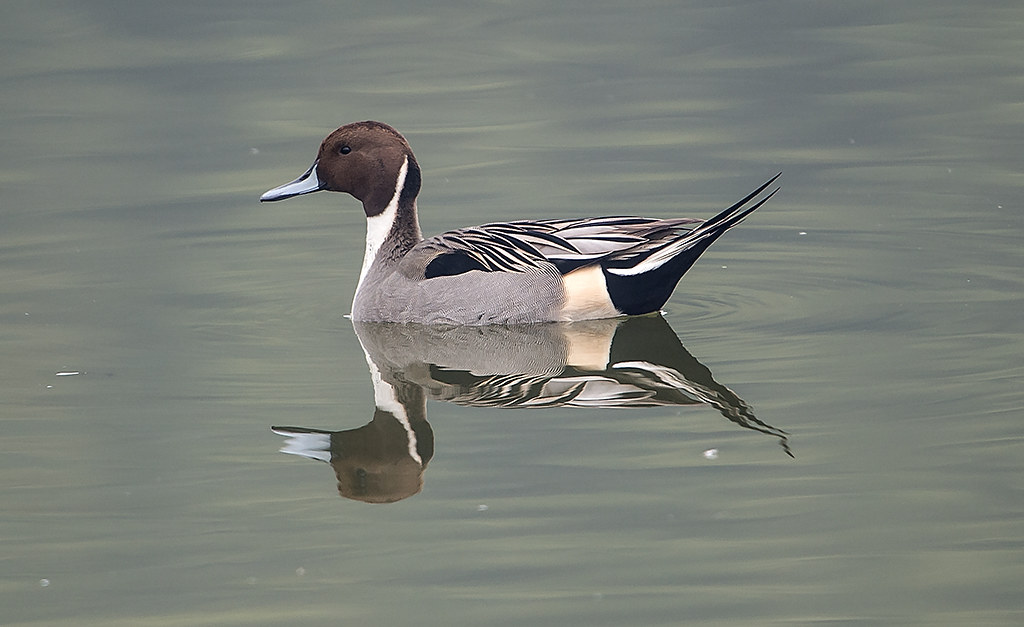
[{"xmin": 354, "ymin": 156, "xmax": 408, "ymax": 302}]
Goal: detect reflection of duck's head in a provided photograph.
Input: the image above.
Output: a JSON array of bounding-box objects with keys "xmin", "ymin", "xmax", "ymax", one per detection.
[
  {"xmin": 273, "ymin": 385, "xmax": 434, "ymax": 504},
  {"xmin": 331, "ymin": 407, "xmax": 434, "ymax": 503}
]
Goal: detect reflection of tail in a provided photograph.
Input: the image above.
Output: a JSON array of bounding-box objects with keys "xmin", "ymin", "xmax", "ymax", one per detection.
[
  {"xmin": 272, "ymin": 426, "xmax": 332, "ymax": 463},
  {"xmin": 606, "ymin": 359, "xmax": 792, "ymax": 457},
  {"xmin": 607, "ymin": 315, "xmax": 793, "ymax": 457}
]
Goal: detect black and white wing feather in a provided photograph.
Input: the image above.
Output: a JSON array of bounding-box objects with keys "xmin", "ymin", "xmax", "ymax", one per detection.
[{"xmin": 419, "ymin": 173, "xmax": 780, "ymax": 281}]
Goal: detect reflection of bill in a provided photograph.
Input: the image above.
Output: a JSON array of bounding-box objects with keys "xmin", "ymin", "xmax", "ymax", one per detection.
[{"xmin": 273, "ymin": 315, "xmax": 791, "ymax": 503}]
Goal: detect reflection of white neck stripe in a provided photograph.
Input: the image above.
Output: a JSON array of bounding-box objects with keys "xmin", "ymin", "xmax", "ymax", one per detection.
[
  {"xmin": 355, "ymin": 156, "xmax": 408, "ymax": 303},
  {"xmin": 361, "ymin": 341, "xmax": 422, "ymax": 466}
]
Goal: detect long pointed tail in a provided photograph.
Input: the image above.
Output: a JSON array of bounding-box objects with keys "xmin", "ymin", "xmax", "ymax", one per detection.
[
  {"xmin": 686, "ymin": 171, "xmax": 781, "ymax": 241},
  {"xmin": 602, "ymin": 173, "xmax": 780, "ymax": 315},
  {"xmin": 609, "ymin": 172, "xmax": 780, "ymax": 278}
]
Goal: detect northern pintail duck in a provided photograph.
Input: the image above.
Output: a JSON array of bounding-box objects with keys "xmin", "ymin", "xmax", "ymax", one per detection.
[{"xmin": 261, "ymin": 121, "xmax": 779, "ymax": 324}]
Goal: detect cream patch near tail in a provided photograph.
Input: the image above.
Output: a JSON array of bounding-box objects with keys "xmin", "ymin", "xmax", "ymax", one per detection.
[{"xmin": 559, "ymin": 265, "xmax": 621, "ymax": 322}]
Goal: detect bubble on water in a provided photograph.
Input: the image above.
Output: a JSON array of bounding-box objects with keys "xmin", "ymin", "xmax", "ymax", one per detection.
[{"xmin": 40, "ymin": 579, "xmax": 50, "ymax": 587}]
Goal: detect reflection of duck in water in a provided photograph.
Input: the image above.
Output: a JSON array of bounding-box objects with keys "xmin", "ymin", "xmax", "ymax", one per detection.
[{"xmin": 274, "ymin": 315, "xmax": 791, "ymax": 503}]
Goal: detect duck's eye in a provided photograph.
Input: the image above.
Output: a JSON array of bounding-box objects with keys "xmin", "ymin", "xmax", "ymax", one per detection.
[{"xmin": 338, "ymin": 145, "xmax": 351, "ymax": 155}]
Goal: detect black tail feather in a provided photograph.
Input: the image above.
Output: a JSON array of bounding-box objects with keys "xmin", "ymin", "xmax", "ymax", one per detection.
[
  {"xmin": 603, "ymin": 173, "xmax": 780, "ymax": 315},
  {"xmin": 690, "ymin": 172, "xmax": 781, "ymax": 238}
]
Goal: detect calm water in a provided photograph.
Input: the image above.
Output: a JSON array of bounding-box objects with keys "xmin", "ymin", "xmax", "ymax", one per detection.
[{"xmin": 3, "ymin": 1, "xmax": 1022, "ymax": 625}]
